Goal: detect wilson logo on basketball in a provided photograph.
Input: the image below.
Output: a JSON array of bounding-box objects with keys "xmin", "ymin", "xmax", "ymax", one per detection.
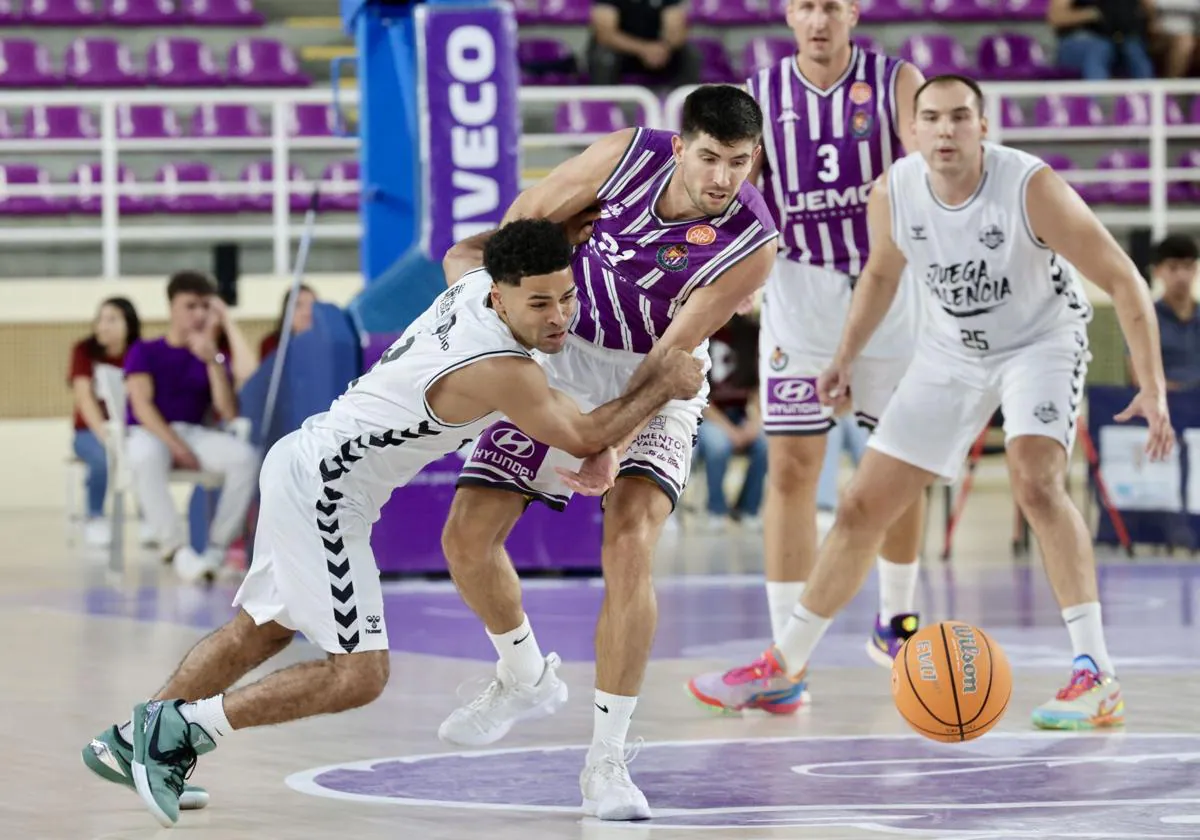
[
  {"xmin": 954, "ymin": 624, "xmax": 981, "ymax": 694},
  {"xmin": 915, "ymin": 639, "xmax": 937, "ymax": 681}
]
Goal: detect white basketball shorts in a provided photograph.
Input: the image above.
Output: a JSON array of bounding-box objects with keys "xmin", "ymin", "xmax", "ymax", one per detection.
[
  {"xmin": 868, "ymin": 326, "xmax": 1091, "ymax": 482},
  {"xmin": 457, "ymin": 334, "xmax": 710, "ymax": 510},
  {"xmin": 233, "ymin": 430, "xmax": 388, "ymax": 656},
  {"xmin": 759, "ymin": 258, "xmax": 920, "ymax": 434}
]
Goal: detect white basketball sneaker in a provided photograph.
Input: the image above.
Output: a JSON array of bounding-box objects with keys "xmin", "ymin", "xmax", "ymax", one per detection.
[
  {"xmin": 580, "ymin": 740, "xmax": 650, "ymax": 821},
  {"xmin": 437, "ymin": 653, "xmax": 567, "ymax": 747}
]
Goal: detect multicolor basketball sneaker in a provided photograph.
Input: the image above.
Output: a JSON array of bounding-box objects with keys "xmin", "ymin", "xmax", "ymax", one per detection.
[
  {"xmin": 867, "ymin": 612, "xmax": 921, "ymax": 667},
  {"xmin": 687, "ymin": 648, "xmax": 808, "ymax": 714},
  {"xmin": 1031, "ymin": 655, "xmax": 1124, "ymax": 730},
  {"xmin": 82, "ymin": 724, "xmax": 209, "ymax": 810}
]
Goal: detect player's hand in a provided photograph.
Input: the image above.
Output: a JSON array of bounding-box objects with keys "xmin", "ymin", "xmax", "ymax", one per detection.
[
  {"xmin": 187, "ymin": 332, "xmax": 219, "ymax": 365},
  {"xmin": 563, "ymin": 205, "xmax": 600, "ymax": 246},
  {"xmin": 555, "ymin": 446, "xmax": 619, "ymax": 496},
  {"xmin": 1114, "ymin": 389, "xmax": 1175, "ymax": 461},
  {"xmin": 658, "ymin": 348, "xmax": 705, "ymax": 400},
  {"xmin": 817, "ymin": 359, "xmax": 853, "ymax": 414}
]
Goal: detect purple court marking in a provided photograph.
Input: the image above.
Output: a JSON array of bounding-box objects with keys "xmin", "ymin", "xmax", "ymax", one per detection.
[{"xmin": 286, "ymin": 734, "xmax": 1200, "ymax": 835}]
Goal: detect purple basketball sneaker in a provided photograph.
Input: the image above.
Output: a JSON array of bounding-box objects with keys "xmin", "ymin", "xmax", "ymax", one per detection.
[{"xmin": 867, "ymin": 613, "xmax": 920, "ymax": 667}]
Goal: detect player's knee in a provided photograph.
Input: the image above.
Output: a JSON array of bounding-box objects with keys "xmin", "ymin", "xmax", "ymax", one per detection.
[
  {"xmin": 332, "ymin": 650, "xmax": 390, "ymax": 708},
  {"xmin": 1009, "ymin": 465, "xmax": 1065, "ymax": 518},
  {"xmin": 834, "ymin": 484, "xmax": 883, "ymax": 533},
  {"xmin": 441, "ymin": 493, "xmax": 499, "ymax": 567},
  {"xmin": 767, "ymin": 437, "xmax": 824, "ymax": 492}
]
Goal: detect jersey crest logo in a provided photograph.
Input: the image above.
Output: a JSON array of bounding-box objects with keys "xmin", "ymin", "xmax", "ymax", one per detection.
[
  {"xmin": 851, "ymin": 111, "xmax": 873, "ymax": 137},
  {"xmin": 1033, "ymin": 401, "xmax": 1059, "ymax": 424},
  {"xmin": 686, "ymin": 224, "xmax": 716, "ymax": 246},
  {"xmin": 979, "ymin": 225, "xmax": 1005, "ymax": 250},
  {"xmin": 656, "ymin": 243, "xmax": 689, "ymax": 272},
  {"xmin": 849, "ymin": 81, "xmax": 873, "ymax": 105},
  {"xmin": 769, "ymin": 346, "xmax": 788, "ymax": 371}
]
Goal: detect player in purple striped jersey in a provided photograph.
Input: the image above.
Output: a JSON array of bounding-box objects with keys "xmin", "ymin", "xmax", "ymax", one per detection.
[
  {"xmin": 687, "ymin": 0, "xmax": 929, "ymax": 717},
  {"xmin": 434, "ymin": 86, "xmax": 779, "ymax": 821}
]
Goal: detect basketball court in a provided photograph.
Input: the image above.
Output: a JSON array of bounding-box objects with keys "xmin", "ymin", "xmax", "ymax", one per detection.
[{"xmin": 5, "ymin": 476, "xmax": 1200, "ymax": 840}]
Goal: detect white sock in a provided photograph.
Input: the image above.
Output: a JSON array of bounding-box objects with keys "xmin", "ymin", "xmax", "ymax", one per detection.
[
  {"xmin": 487, "ymin": 615, "xmax": 546, "ymax": 686},
  {"xmin": 775, "ymin": 603, "xmax": 833, "ymax": 678},
  {"xmin": 766, "ymin": 581, "xmax": 806, "ymax": 645},
  {"xmin": 590, "ymin": 690, "xmax": 637, "ymax": 760},
  {"xmin": 118, "ymin": 720, "xmax": 133, "ymax": 743},
  {"xmin": 878, "ymin": 556, "xmax": 920, "ymax": 621},
  {"xmin": 1062, "ymin": 602, "xmax": 1115, "ymax": 675},
  {"xmin": 179, "ymin": 695, "xmax": 233, "ymax": 738}
]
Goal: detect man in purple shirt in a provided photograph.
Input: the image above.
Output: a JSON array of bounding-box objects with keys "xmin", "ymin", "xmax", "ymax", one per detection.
[{"xmin": 124, "ymin": 270, "xmax": 259, "ymax": 583}]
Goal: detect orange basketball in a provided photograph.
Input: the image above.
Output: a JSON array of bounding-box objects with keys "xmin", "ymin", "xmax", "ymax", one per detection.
[{"xmin": 891, "ymin": 620, "xmax": 1011, "ymax": 743}]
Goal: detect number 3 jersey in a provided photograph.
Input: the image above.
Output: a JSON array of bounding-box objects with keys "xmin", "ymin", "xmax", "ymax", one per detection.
[
  {"xmin": 570, "ymin": 127, "xmax": 779, "ymax": 354},
  {"xmin": 887, "ymin": 142, "xmax": 1093, "ymax": 358},
  {"xmin": 295, "ymin": 269, "xmax": 535, "ymax": 519}
]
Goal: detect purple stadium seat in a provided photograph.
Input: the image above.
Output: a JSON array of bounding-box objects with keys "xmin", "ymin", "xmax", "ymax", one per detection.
[
  {"xmin": 852, "ymin": 34, "xmax": 881, "ymax": 54},
  {"xmin": 319, "ymin": 160, "xmax": 359, "ymax": 212},
  {"xmin": 518, "ymin": 38, "xmax": 577, "ymax": 85},
  {"xmin": 899, "ymin": 35, "xmax": 971, "ymax": 77},
  {"xmin": 106, "ymin": 0, "xmax": 178, "ymax": 25},
  {"xmin": 927, "ymin": 0, "xmax": 998, "ymax": 20},
  {"xmin": 0, "ymin": 164, "xmax": 62, "ymax": 215},
  {"xmin": 1096, "ymin": 149, "xmax": 1149, "ymax": 205},
  {"xmin": 555, "ymin": 101, "xmax": 626, "ymax": 134},
  {"xmin": 22, "ymin": 0, "xmax": 104, "ymax": 24},
  {"xmin": 288, "ymin": 102, "xmax": 335, "ymax": 137},
  {"xmin": 72, "ymin": 162, "xmax": 153, "ymax": 214},
  {"xmin": 181, "ymin": 0, "xmax": 262, "ymax": 25},
  {"xmin": 191, "ymin": 103, "xmax": 264, "ymax": 137},
  {"xmin": 155, "ymin": 161, "xmax": 236, "ymax": 213},
  {"xmin": 117, "ymin": 103, "xmax": 182, "ymax": 138},
  {"xmin": 1033, "ymin": 95, "xmax": 1103, "ymax": 128},
  {"xmin": 691, "ymin": 37, "xmax": 736, "ymax": 83},
  {"xmin": 1176, "ymin": 150, "xmax": 1200, "ymax": 202},
  {"xmin": 238, "ymin": 160, "xmax": 307, "ymax": 212},
  {"xmin": 0, "ymin": 1, "xmax": 17, "ymax": 23},
  {"xmin": 1002, "ymin": 0, "xmax": 1048, "ymax": 20},
  {"xmin": 743, "ymin": 37, "xmax": 794, "ymax": 77},
  {"xmin": 227, "ymin": 38, "xmax": 309, "ymax": 86},
  {"xmin": 691, "ymin": 0, "xmax": 761, "ymax": 24},
  {"xmin": 857, "ymin": 0, "xmax": 919, "ymax": 22},
  {"xmin": 999, "ymin": 98, "xmax": 1025, "ymax": 128},
  {"xmin": 147, "ymin": 37, "xmax": 223, "ymax": 86},
  {"xmin": 24, "ymin": 104, "xmax": 98, "ymax": 139},
  {"xmin": 1112, "ymin": 93, "xmax": 1184, "ymax": 126},
  {"xmin": 977, "ymin": 33, "xmax": 1057, "ymax": 81},
  {"xmin": 0, "ymin": 39, "xmax": 61, "ymax": 86},
  {"xmin": 65, "ymin": 37, "xmax": 144, "ymax": 86},
  {"xmin": 504, "ymin": 0, "xmax": 541, "ymax": 24},
  {"xmin": 539, "ymin": 0, "xmax": 588, "ymax": 24}
]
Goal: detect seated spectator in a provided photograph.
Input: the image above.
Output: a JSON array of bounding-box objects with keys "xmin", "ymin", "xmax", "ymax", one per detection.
[
  {"xmin": 1050, "ymin": 0, "xmax": 1155, "ymax": 79},
  {"xmin": 1152, "ymin": 0, "xmax": 1197, "ymax": 77},
  {"xmin": 588, "ymin": 0, "xmax": 701, "ymax": 88},
  {"xmin": 1131, "ymin": 234, "xmax": 1200, "ymax": 390},
  {"xmin": 68, "ymin": 297, "xmax": 141, "ymax": 547},
  {"xmin": 124, "ymin": 270, "xmax": 260, "ymax": 582},
  {"xmin": 207, "ymin": 295, "xmax": 257, "ymax": 389},
  {"xmin": 259, "ymin": 284, "xmax": 317, "ymax": 361},
  {"xmin": 694, "ymin": 313, "xmax": 767, "ymax": 530}
]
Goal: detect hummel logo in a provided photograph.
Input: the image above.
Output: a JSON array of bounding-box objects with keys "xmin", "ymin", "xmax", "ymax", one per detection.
[
  {"xmin": 513, "ymin": 632, "xmax": 531, "ymax": 645},
  {"xmin": 595, "ymin": 703, "xmax": 609, "ymax": 714},
  {"xmin": 365, "ymin": 614, "xmax": 382, "ymax": 635}
]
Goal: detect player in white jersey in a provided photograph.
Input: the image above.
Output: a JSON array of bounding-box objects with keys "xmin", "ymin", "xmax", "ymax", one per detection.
[
  {"xmin": 688, "ymin": 0, "xmax": 928, "ymax": 717},
  {"xmin": 78, "ymin": 220, "xmax": 704, "ymax": 829},
  {"xmin": 715, "ymin": 74, "xmax": 1175, "ymax": 731}
]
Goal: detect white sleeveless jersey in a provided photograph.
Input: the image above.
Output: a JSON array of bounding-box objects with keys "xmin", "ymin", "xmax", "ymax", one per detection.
[
  {"xmin": 888, "ymin": 142, "xmax": 1092, "ymax": 357},
  {"xmin": 297, "ymin": 268, "xmax": 535, "ymax": 520}
]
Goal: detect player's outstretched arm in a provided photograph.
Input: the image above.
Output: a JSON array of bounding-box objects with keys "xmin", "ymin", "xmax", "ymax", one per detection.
[
  {"xmin": 832, "ymin": 175, "xmax": 908, "ymax": 367},
  {"xmin": 894, "ymin": 62, "xmax": 926, "ymax": 155},
  {"xmin": 1025, "ymin": 165, "xmax": 1174, "ymax": 459},
  {"xmin": 451, "ymin": 351, "xmax": 704, "ymax": 458},
  {"xmin": 501, "ymin": 128, "xmax": 637, "ymax": 226}
]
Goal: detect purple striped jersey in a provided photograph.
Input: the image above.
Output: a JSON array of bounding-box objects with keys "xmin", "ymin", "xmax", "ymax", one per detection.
[
  {"xmin": 747, "ymin": 46, "xmax": 907, "ymax": 276},
  {"xmin": 569, "ymin": 127, "xmax": 778, "ymax": 354}
]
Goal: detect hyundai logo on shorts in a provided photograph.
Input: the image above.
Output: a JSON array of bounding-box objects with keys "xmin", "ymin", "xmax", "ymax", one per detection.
[
  {"xmin": 491, "ymin": 428, "xmax": 536, "ymax": 459},
  {"xmin": 772, "ymin": 379, "xmax": 816, "ymax": 404}
]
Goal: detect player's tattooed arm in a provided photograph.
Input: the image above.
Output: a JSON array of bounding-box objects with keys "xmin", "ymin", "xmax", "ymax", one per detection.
[
  {"xmin": 501, "ymin": 128, "xmax": 637, "ymax": 226},
  {"xmin": 1024, "ymin": 165, "xmax": 1175, "ymax": 460},
  {"xmin": 894, "ymin": 62, "xmax": 926, "ymax": 155},
  {"xmin": 447, "ymin": 352, "xmax": 704, "ymax": 458}
]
